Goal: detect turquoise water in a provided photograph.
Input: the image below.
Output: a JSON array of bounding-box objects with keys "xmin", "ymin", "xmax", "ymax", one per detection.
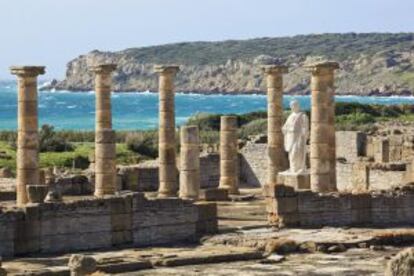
[{"xmin": 1, "ymin": 81, "xmax": 414, "ymax": 130}]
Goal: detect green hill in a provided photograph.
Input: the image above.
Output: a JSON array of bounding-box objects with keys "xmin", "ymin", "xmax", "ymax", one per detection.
[{"xmin": 51, "ymin": 33, "xmax": 414, "ymax": 95}]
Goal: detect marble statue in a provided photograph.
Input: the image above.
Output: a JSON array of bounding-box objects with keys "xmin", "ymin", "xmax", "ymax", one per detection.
[{"xmin": 282, "ymin": 100, "xmax": 309, "ymax": 174}]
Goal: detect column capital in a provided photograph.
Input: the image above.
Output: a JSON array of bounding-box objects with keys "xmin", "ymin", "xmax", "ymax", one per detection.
[
  {"xmin": 154, "ymin": 65, "xmax": 180, "ymax": 75},
  {"xmin": 10, "ymin": 66, "xmax": 45, "ymax": 77},
  {"xmin": 89, "ymin": 64, "xmax": 117, "ymax": 74},
  {"xmin": 261, "ymin": 65, "xmax": 288, "ymax": 75},
  {"xmin": 305, "ymin": 61, "xmax": 340, "ymax": 75}
]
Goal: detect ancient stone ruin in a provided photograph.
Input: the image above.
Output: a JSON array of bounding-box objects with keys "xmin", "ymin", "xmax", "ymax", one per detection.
[{"xmin": 1, "ymin": 60, "xmax": 414, "ymax": 274}]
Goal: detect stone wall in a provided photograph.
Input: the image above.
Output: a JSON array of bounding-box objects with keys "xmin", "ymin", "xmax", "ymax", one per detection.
[
  {"xmin": 265, "ymin": 184, "xmax": 414, "ymax": 228},
  {"xmin": 368, "ymin": 163, "xmax": 408, "ymax": 190},
  {"xmin": 199, "ymin": 153, "xmax": 220, "ymax": 189},
  {"xmin": 0, "ymin": 193, "xmax": 217, "ymax": 257},
  {"xmin": 118, "ymin": 154, "xmax": 220, "ymax": 192},
  {"xmin": 367, "ymin": 135, "xmax": 414, "ymax": 163},
  {"xmin": 336, "ymin": 131, "xmax": 366, "ymax": 162},
  {"xmin": 336, "ymin": 162, "xmax": 354, "ymax": 191},
  {"xmin": 239, "ymin": 143, "xmax": 267, "ymax": 187},
  {"xmin": 337, "ymin": 161, "xmax": 410, "ymax": 192}
]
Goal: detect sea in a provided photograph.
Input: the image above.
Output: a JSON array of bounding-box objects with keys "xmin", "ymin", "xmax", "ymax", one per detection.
[{"xmin": 1, "ymin": 80, "xmax": 414, "ymax": 130}]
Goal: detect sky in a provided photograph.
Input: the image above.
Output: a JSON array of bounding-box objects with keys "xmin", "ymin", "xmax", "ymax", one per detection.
[{"xmin": 0, "ymin": 0, "xmax": 413, "ymax": 79}]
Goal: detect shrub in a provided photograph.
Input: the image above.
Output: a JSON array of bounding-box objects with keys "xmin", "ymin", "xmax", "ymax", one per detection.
[
  {"xmin": 39, "ymin": 124, "xmax": 74, "ymax": 152},
  {"xmin": 125, "ymin": 131, "xmax": 158, "ymax": 158},
  {"xmin": 239, "ymin": 119, "xmax": 267, "ymax": 139},
  {"xmin": 336, "ymin": 113, "xmax": 376, "ymax": 131},
  {"xmin": 199, "ymin": 131, "xmax": 220, "ymax": 144},
  {"xmin": 187, "ymin": 113, "xmax": 222, "ymax": 131}
]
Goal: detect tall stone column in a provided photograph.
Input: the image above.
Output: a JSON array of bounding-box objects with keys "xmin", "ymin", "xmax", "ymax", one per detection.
[
  {"xmin": 10, "ymin": 66, "xmax": 45, "ymax": 206},
  {"xmin": 179, "ymin": 125, "xmax": 200, "ymax": 200},
  {"xmin": 262, "ymin": 65, "xmax": 288, "ymax": 186},
  {"xmin": 219, "ymin": 116, "xmax": 239, "ymax": 194},
  {"xmin": 90, "ymin": 64, "xmax": 117, "ymax": 197},
  {"xmin": 306, "ymin": 61, "xmax": 339, "ymax": 192},
  {"xmin": 155, "ymin": 65, "xmax": 180, "ymax": 198}
]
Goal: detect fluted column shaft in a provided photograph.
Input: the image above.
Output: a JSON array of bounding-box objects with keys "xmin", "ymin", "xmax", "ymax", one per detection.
[
  {"xmin": 307, "ymin": 61, "xmax": 339, "ymax": 192},
  {"xmin": 11, "ymin": 66, "xmax": 45, "ymax": 206},
  {"xmin": 90, "ymin": 64, "xmax": 117, "ymax": 197},
  {"xmin": 155, "ymin": 65, "xmax": 180, "ymax": 198},
  {"xmin": 262, "ymin": 65, "xmax": 288, "ymax": 186},
  {"xmin": 179, "ymin": 125, "xmax": 200, "ymax": 200},
  {"xmin": 219, "ymin": 116, "xmax": 239, "ymax": 194}
]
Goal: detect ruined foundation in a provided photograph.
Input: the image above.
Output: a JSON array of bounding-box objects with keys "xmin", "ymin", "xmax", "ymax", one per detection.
[
  {"xmin": 0, "ymin": 194, "xmax": 217, "ymax": 257},
  {"xmin": 265, "ymin": 184, "xmax": 414, "ymax": 228}
]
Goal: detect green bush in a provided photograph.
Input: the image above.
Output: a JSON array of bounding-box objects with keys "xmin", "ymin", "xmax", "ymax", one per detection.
[
  {"xmin": 335, "ymin": 113, "xmax": 376, "ymax": 130},
  {"xmin": 199, "ymin": 131, "xmax": 220, "ymax": 144},
  {"xmin": 239, "ymin": 119, "xmax": 267, "ymax": 139},
  {"xmin": 187, "ymin": 113, "xmax": 222, "ymax": 131},
  {"xmin": 335, "ymin": 102, "xmax": 380, "ymax": 116},
  {"xmin": 125, "ymin": 131, "xmax": 158, "ymax": 158},
  {"xmin": 39, "ymin": 125, "xmax": 74, "ymax": 152}
]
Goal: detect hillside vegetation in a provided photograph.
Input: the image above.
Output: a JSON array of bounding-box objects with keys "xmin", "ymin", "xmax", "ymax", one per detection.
[
  {"xmin": 50, "ymin": 33, "xmax": 414, "ymax": 95},
  {"xmin": 1, "ymin": 102, "xmax": 414, "ymax": 173}
]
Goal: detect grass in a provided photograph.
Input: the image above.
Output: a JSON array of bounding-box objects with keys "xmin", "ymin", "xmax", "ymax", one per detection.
[
  {"xmin": 0, "ymin": 141, "xmax": 142, "ymax": 174},
  {"xmin": 1, "ymin": 103, "xmax": 414, "ymax": 173}
]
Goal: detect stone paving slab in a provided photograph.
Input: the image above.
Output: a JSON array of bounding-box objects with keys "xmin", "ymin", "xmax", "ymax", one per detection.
[
  {"xmin": 2, "ymin": 245, "xmax": 262, "ymax": 275},
  {"xmin": 120, "ymin": 247, "xmax": 402, "ymax": 276}
]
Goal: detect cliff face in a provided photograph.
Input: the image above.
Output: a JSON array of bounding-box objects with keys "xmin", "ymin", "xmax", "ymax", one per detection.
[{"xmin": 52, "ymin": 33, "xmax": 414, "ymax": 95}]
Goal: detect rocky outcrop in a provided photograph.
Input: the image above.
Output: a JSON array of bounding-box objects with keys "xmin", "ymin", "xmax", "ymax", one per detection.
[{"xmin": 48, "ymin": 33, "xmax": 414, "ymax": 95}]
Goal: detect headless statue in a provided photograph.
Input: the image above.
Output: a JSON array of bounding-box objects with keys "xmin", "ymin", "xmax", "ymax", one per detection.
[{"xmin": 282, "ymin": 100, "xmax": 309, "ymax": 174}]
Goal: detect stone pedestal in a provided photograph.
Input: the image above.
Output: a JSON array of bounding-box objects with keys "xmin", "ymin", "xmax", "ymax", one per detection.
[
  {"xmin": 199, "ymin": 188, "xmax": 229, "ymax": 201},
  {"xmin": 179, "ymin": 125, "xmax": 200, "ymax": 200},
  {"xmin": 262, "ymin": 65, "xmax": 288, "ymax": 186},
  {"xmin": 10, "ymin": 66, "xmax": 45, "ymax": 206},
  {"xmin": 306, "ymin": 61, "xmax": 339, "ymax": 192},
  {"xmin": 278, "ymin": 171, "xmax": 310, "ymax": 190},
  {"xmin": 155, "ymin": 65, "xmax": 180, "ymax": 198},
  {"xmin": 218, "ymin": 116, "xmax": 239, "ymax": 195},
  {"xmin": 90, "ymin": 64, "xmax": 117, "ymax": 197}
]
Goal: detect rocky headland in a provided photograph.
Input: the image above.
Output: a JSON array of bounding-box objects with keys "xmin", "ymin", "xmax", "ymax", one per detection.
[{"xmin": 48, "ymin": 33, "xmax": 414, "ymax": 95}]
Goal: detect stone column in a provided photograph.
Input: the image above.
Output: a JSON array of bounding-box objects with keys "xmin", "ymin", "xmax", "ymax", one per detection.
[
  {"xmin": 10, "ymin": 66, "xmax": 45, "ymax": 206},
  {"xmin": 155, "ymin": 65, "xmax": 180, "ymax": 198},
  {"xmin": 179, "ymin": 125, "xmax": 200, "ymax": 200},
  {"xmin": 219, "ymin": 116, "xmax": 239, "ymax": 194},
  {"xmin": 90, "ymin": 64, "xmax": 117, "ymax": 197},
  {"xmin": 306, "ymin": 61, "xmax": 339, "ymax": 192},
  {"xmin": 262, "ymin": 65, "xmax": 288, "ymax": 186}
]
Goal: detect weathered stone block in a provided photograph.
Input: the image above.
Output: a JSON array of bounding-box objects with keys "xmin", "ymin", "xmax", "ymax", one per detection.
[
  {"xmin": 199, "ymin": 188, "xmax": 229, "ymax": 201},
  {"xmin": 278, "ymin": 172, "xmax": 310, "ymax": 190}
]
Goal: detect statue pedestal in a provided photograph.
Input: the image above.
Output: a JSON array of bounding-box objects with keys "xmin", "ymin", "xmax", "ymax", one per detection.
[{"xmin": 278, "ymin": 171, "xmax": 310, "ymax": 190}]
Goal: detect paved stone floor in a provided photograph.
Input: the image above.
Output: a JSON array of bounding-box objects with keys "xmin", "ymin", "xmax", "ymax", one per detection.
[
  {"xmin": 126, "ymin": 247, "xmax": 400, "ymax": 276},
  {"xmin": 2, "ymin": 188, "xmax": 414, "ymax": 275}
]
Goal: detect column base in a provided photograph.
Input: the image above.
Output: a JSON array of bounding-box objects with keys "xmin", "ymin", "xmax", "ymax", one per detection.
[
  {"xmin": 199, "ymin": 188, "xmax": 229, "ymax": 201},
  {"xmin": 278, "ymin": 170, "xmax": 310, "ymax": 190},
  {"xmin": 157, "ymin": 192, "xmax": 178, "ymax": 198},
  {"xmin": 218, "ymin": 184, "xmax": 240, "ymax": 195}
]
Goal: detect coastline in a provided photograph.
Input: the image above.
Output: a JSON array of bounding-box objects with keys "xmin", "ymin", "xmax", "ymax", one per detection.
[{"xmin": 40, "ymin": 87, "xmax": 414, "ymax": 97}]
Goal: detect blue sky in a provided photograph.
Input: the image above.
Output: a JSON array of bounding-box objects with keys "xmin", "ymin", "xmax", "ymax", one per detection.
[{"xmin": 0, "ymin": 0, "xmax": 413, "ymax": 79}]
